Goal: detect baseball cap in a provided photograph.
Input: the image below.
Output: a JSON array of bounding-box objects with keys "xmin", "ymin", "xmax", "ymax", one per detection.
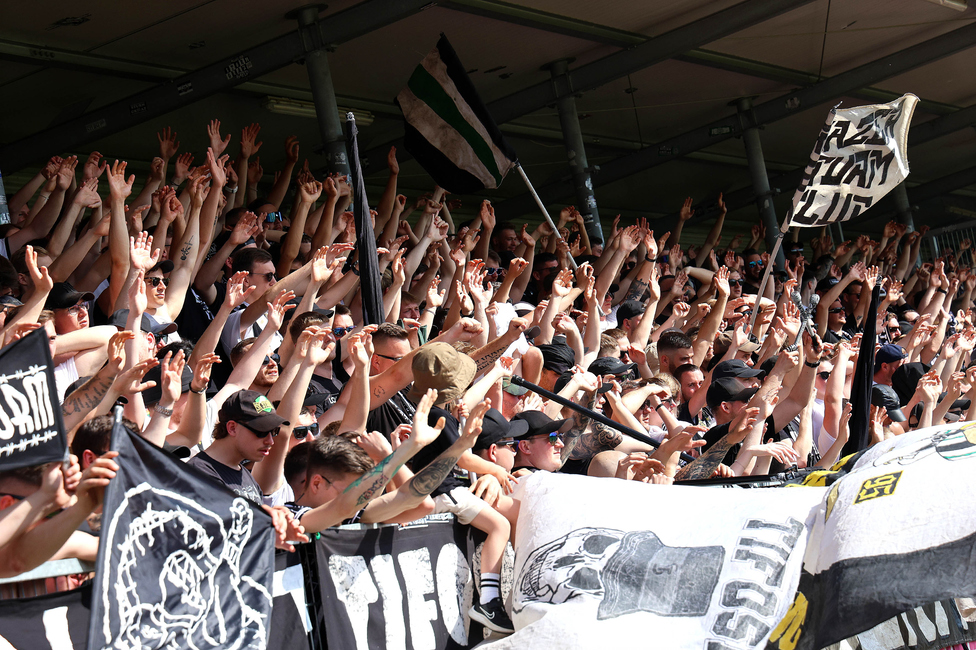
[
  {"xmin": 706, "ymin": 377, "xmax": 759, "ymax": 410},
  {"xmin": 871, "ymin": 384, "xmax": 906, "ymax": 422},
  {"xmin": 513, "ymin": 302, "xmax": 535, "ymax": 316},
  {"xmin": 587, "ymin": 356, "xmax": 637, "ymax": 378},
  {"xmin": 714, "ymin": 332, "xmax": 761, "ymax": 357},
  {"xmin": 875, "ymin": 344, "xmax": 907, "ymax": 369},
  {"xmin": 406, "ymin": 342, "xmax": 477, "ymax": 406},
  {"xmin": 0, "ymin": 296, "xmax": 23, "ymax": 307},
  {"xmin": 45, "ymin": 282, "xmax": 94, "ymax": 310},
  {"xmin": 110, "ymin": 310, "xmax": 178, "ymax": 337},
  {"xmin": 538, "ymin": 342, "xmax": 576, "ymax": 375},
  {"xmin": 816, "ymin": 277, "xmax": 839, "ymax": 293},
  {"xmin": 148, "ymin": 260, "xmax": 175, "ymax": 275},
  {"xmin": 713, "ymin": 359, "xmax": 764, "ymax": 381},
  {"xmin": 512, "ymin": 410, "xmax": 569, "ymax": 440},
  {"xmin": 616, "ymin": 299, "xmax": 645, "ymax": 323},
  {"xmin": 473, "ymin": 408, "xmax": 530, "ymax": 451},
  {"xmin": 220, "ymin": 390, "xmax": 290, "ymax": 433}
]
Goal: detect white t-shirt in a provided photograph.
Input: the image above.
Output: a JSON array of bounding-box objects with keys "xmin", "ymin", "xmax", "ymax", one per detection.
[
  {"xmin": 220, "ymin": 307, "xmax": 283, "ymax": 356},
  {"xmin": 54, "ymin": 357, "xmax": 79, "ymax": 403}
]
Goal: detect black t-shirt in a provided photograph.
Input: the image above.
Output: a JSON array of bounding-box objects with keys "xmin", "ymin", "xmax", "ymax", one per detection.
[
  {"xmin": 702, "ymin": 414, "xmax": 779, "ymax": 468},
  {"xmin": 408, "ymin": 405, "xmax": 464, "ymax": 496},
  {"xmin": 365, "ymin": 389, "xmax": 416, "ymax": 437},
  {"xmin": 187, "ymin": 451, "xmax": 263, "ymax": 505},
  {"xmin": 309, "ymin": 373, "xmax": 344, "ymax": 414},
  {"xmin": 175, "ymin": 287, "xmax": 217, "ymax": 344},
  {"xmin": 559, "ymin": 458, "xmax": 590, "ymax": 476}
]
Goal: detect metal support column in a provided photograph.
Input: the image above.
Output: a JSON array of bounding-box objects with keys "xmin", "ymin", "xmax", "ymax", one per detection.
[
  {"xmin": 293, "ymin": 5, "xmax": 350, "ymax": 177},
  {"xmin": 546, "ymin": 59, "xmax": 603, "ymax": 244},
  {"xmin": 893, "ymin": 182, "xmax": 915, "ymax": 231},
  {"xmin": 736, "ymin": 97, "xmax": 785, "ymax": 267}
]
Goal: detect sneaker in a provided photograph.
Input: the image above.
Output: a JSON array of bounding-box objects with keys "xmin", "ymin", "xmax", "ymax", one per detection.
[{"xmin": 469, "ymin": 597, "xmax": 515, "ymax": 634}]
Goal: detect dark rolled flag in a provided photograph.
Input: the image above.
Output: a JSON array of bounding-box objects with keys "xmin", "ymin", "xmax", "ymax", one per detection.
[
  {"xmin": 88, "ymin": 413, "xmax": 275, "ymax": 650},
  {"xmin": 842, "ymin": 277, "xmax": 881, "ymax": 458},
  {"xmin": 396, "ymin": 35, "xmax": 517, "ymax": 194},
  {"xmin": 345, "ymin": 113, "xmax": 385, "ymax": 326}
]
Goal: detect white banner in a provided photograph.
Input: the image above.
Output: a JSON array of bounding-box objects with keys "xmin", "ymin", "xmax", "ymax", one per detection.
[
  {"xmin": 788, "ymin": 94, "xmax": 917, "ymax": 228},
  {"xmin": 484, "ymin": 473, "xmax": 825, "ymax": 650}
]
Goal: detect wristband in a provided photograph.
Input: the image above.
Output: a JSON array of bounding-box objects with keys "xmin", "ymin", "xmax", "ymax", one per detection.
[
  {"xmin": 654, "ymin": 403, "xmax": 665, "ymax": 411},
  {"xmin": 805, "ymin": 360, "xmax": 821, "ymax": 368},
  {"xmin": 223, "ymin": 185, "xmax": 238, "ymax": 194},
  {"xmin": 190, "ymin": 385, "xmax": 207, "ymax": 394},
  {"xmin": 936, "ymin": 288, "xmax": 948, "ymax": 295},
  {"xmin": 645, "ymin": 255, "xmax": 655, "ymax": 263},
  {"xmin": 153, "ymin": 404, "xmax": 174, "ymax": 417}
]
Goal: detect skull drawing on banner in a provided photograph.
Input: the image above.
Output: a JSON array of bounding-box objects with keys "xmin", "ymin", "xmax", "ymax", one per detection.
[
  {"xmin": 100, "ymin": 483, "xmax": 272, "ymax": 650},
  {"xmin": 516, "ymin": 527, "xmax": 726, "ymax": 621},
  {"xmin": 517, "ymin": 528, "xmax": 624, "ymax": 605}
]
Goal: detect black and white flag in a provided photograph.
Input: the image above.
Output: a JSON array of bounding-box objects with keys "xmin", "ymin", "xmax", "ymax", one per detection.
[
  {"xmin": 87, "ymin": 416, "xmax": 276, "ymax": 650},
  {"xmin": 0, "ymin": 329, "xmax": 66, "ymax": 471},
  {"xmin": 788, "ymin": 94, "xmax": 917, "ymax": 228}
]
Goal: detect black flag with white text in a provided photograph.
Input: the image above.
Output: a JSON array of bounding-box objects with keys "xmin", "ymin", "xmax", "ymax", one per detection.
[
  {"xmin": 87, "ymin": 416, "xmax": 276, "ymax": 650},
  {"xmin": 0, "ymin": 328, "xmax": 66, "ymax": 471}
]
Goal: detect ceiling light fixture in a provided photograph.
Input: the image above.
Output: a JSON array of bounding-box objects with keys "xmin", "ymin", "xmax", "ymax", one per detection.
[
  {"xmin": 921, "ymin": 0, "xmax": 967, "ymax": 10},
  {"xmin": 262, "ymin": 96, "xmax": 374, "ymax": 126}
]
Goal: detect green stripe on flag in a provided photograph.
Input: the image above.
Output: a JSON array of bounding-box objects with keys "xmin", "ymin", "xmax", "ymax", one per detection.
[{"xmin": 407, "ymin": 65, "xmax": 502, "ymax": 186}]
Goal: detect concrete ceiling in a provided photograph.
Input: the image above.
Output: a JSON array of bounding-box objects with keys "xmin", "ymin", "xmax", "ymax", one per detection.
[{"xmin": 0, "ymin": 0, "xmax": 974, "ymax": 244}]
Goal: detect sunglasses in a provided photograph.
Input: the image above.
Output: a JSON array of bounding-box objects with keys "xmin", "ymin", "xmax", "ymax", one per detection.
[
  {"xmin": 249, "ymin": 271, "xmax": 276, "ymax": 282},
  {"xmin": 497, "ymin": 439, "xmax": 517, "ymax": 448},
  {"xmin": 818, "ymin": 371, "xmax": 831, "ymax": 380},
  {"xmin": 145, "ymin": 277, "xmax": 170, "ymax": 288},
  {"xmin": 375, "ymin": 352, "xmax": 404, "ymax": 362},
  {"xmin": 527, "ymin": 432, "xmax": 565, "ymax": 446},
  {"xmin": 293, "ymin": 423, "xmax": 320, "ymax": 439},
  {"xmin": 263, "ymin": 354, "xmax": 280, "ymax": 366},
  {"xmin": 728, "ymin": 279, "xmax": 743, "ymax": 286},
  {"xmin": 238, "ymin": 421, "xmax": 279, "ymax": 438},
  {"xmin": 642, "ymin": 396, "xmax": 675, "ymax": 410},
  {"xmin": 485, "ymin": 267, "xmax": 503, "ymax": 276},
  {"xmin": 829, "ymin": 307, "xmax": 845, "ymax": 314},
  {"xmin": 265, "ymin": 211, "xmax": 283, "ymax": 223},
  {"xmin": 747, "ymin": 260, "xmax": 763, "ymax": 268},
  {"xmin": 332, "ymin": 326, "xmax": 354, "ymax": 337}
]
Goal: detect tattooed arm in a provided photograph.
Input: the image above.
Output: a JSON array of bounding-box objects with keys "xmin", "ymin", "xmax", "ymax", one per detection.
[
  {"xmin": 571, "ymin": 420, "xmax": 625, "ymax": 461},
  {"xmin": 61, "ymin": 371, "xmax": 115, "ymax": 440},
  {"xmin": 360, "ymin": 401, "xmax": 492, "ymax": 524},
  {"xmin": 561, "ymin": 392, "xmax": 598, "ymax": 465},
  {"xmin": 299, "ymin": 389, "xmax": 448, "ymax": 533},
  {"xmin": 675, "ymin": 406, "xmax": 759, "ymax": 481}
]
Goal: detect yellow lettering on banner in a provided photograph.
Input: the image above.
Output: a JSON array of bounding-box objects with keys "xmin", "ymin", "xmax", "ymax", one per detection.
[
  {"xmin": 769, "ymin": 592, "xmax": 808, "ymax": 650},
  {"xmin": 854, "ymin": 471, "xmax": 902, "ymax": 504}
]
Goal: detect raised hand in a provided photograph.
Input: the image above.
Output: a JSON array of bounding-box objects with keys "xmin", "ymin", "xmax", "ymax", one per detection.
[
  {"xmin": 158, "ymin": 126, "xmax": 180, "ymax": 159},
  {"xmin": 230, "ymin": 212, "xmax": 260, "ymax": 246},
  {"xmin": 24, "ymin": 245, "xmax": 53, "ymax": 295},
  {"xmin": 240, "ymin": 122, "xmax": 263, "ymax": 158},
  {"xmin": 551, "ymin": 268, "xmax": 574, "ymax": 298},
  {"xmin": 173, "ymin": 152, "xmax": 194, "ymax": 184},
  {"xmin": 107, "ymin": 160, "xmax": 135, "ymax": 200},
  {"xmin": 191, "ymin": 353, "xmax": 220, "ymax": 393},
  {"xmin": 206, "ymin": 119, "xmax": 232, "ymax": 157},
  {"xmin": 226, "ymin": 270, "xmax": 256, "ymax": 310},
  {"xmin": 129, "ymin": 232, "xmax": 161, "ymax": 271},
  {"xmin": 679, "ymin": 197, "xmax": 694, "ymax": 222},
  {"xmin": 387, "ymin": 145, "xmax": 399, "ymax": 175},
  {"xmin": 83, "ymin": 151, "xmax": 105, "ymax": 181},
  {"xmin": 267, "ymin": 290, "xmax": 296, "ymax": 332},
  {"xmin": 56, "ymin": 156, "xmax": 78, "ymax": 191},
  {"xmin": 411, "ymin": 388, "xmax": 446, "ymax": 448}
]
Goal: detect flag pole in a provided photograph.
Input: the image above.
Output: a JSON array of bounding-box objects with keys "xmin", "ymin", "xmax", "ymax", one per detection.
[
  {"xmin": 747, "ymin": 222, "xmax": 788, "ymax": 333},
  {"xmin": 515, "ymin": 162, "xmax": 577, "ymax": 270}
]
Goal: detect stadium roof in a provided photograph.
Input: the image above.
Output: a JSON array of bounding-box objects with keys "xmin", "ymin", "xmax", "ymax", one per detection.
[{"xmin": 1, "ymin": 0, "xmax": 974, "ymax": 240}]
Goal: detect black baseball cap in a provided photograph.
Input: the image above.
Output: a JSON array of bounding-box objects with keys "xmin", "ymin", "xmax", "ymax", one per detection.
[
  {"xmin": 616, "ymin": 299, "xmax": 645, "ymax": 323},
  {"xmin": 45, "ymin": 282, "xmax": 94, "ymax": 310},
  {"xmin": 713, "ymin": 359, "xmax": 764, "ymax": 381},
  {"xmin": 148, "ymin": 260, "xmax": 175, "ymax": 275},
  {"xmin": 871, "ymin": 384, "xmax": 906, "ymax": 422},
  {"xmin": 220, "ymin": 390, "xmax": 289, "ymax": 433},
  {"xmin": 538, "ymin": 342, "xmax": 576, "ymax": 375},
  {"xmin": 706, "ymin": 378, "xmax": 759, "ymax": 410},
  {"xmin": 110, "ymin": 310, "xmax": 178, "ymax": 337},
  {"xmin": 473, "ymin": 408, "xmax": 530, "ymax": 451},
  {"xmin": 512, "ymin": 410, "xmax": 568, "ymax": 440},
  {"xmin": 587, "ymin": 356, "xmax": 637, "ymax": 378}
]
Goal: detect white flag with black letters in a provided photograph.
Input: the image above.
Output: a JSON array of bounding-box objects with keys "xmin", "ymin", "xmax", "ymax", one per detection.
[{"xmin": 788, "ymin": 94, "xmax": 918, "ymax": 228}]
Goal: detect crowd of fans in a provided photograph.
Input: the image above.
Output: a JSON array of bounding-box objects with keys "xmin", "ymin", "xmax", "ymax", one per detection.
[{"xmin": 0, "ymin": 119, "xmax": 967, "ymax": 631}]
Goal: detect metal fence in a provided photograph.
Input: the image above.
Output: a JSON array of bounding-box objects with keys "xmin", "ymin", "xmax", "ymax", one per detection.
[{"xmin": 921, "ymin": 219, "xmax": 976, "ymax": 262}]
